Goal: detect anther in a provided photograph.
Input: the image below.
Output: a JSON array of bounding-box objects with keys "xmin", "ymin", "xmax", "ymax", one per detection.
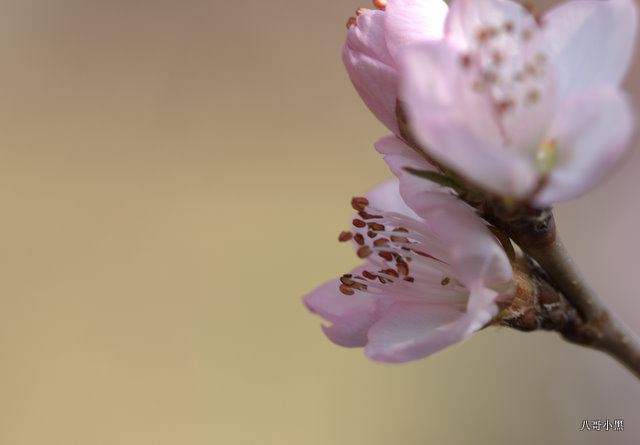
[
  {"xmin": 404, "ymin": 276, "xmax": 415, "ymax": 283},
  {"xmin": 352, "ymin": 219, "xmax": 366, "ymax": 228},
  {"xmin": 367, "ymin": 222, "xmax": 385, "ymax": 231},
  {"xmin": 338, "ymin": 231, "xmax": 353, "ymax": 242},
  {"xmin": 346, "ymin": 16, "xmax": 357, "ymax": 29},
  {"xmin": 378, "ymin": 251, "xmax": 393, "ymax": 261},
  {"xmin": 356, "ymin": 8, "xmax": 370, "ymax": 16},
  {"xmin": 460, "ymin": 54, "xmax": 472, "ymax": 69},
  {"xmin": 372, "ymin": 0, "xmax": 387, "ymax": 10},
  {"xmin": 384, "ymin": 269, "xmax": 399, "ymax": 278},
  {"xmin": 359, "ymin": 210, "xmax": 383, "ymax": 220},
  {"xmin": 357, "ymin": 246, "xmax": 372, "ymax": 258},
  {"xmin": 397, "ymin": 262, "xmax": 409, "ymax": 276},
  {"xmin": 354, "ymin": 233, "xmax": 365, "ymax": 245},
  {"xmin": 373, "ymin": 238, "xmax": 389, "ymax": 247},
  {"xmin": 390, "ymin": 234, "xmax": 409, "ymax": 243},
  {"xmin": 441, "ymin": 277, "xmax": 451, "ymax": 286},
  {"xmin": 476, "ymin": 27, "xmax": 498, "ymax": 43},
  {"xmin": 367, "ymin": 230, "xmax": 377, "ymax": 239},
  {"xmin": 340, "ymin": 275, "xmax": 356, "ymax": 286},
  {"xmin": 339, "ymin": 285, "xmax": 355, "ymax": 295},
  {"xmin": 526, "ymin": 89, "xmax": 540, "ymax": 105},
  {"xmin": 496, "ymin": 99, "xmax": 515, "ymax": 114},
  {"xmin": 363, "ymin": 270, "xmax": 376, "ymax": 280},
  {"xmin": 351, "ymin": 197, "xmax": 369, "ymax": 212}
]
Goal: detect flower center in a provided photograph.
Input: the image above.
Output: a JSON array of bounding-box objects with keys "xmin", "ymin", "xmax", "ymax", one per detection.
[
  {"xmin": 336, "ymin": 197, "xmax": 468, "ymax": 306},
  {"xmin": 459, "ymin": 13, "xmax": 549, "ymax": 141}
]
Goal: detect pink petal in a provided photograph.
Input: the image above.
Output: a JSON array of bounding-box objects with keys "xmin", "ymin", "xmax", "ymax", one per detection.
[
  {"xmin": 374, "ymin": 135, "xmax": 444, "ymax": 205},
  {"xmin": 399, "ymin": 42, "xmax": 539, "ymax": 198},
  {"xmin": 363, "ymin": 175, "xmax": 420, "ymax": 219},
  {"xmin": 543, "ymin": 0, "xmax": 638, "ymax": 100},
  {"xmin": 365, "ymin": 286, "xmax": 499, "ymax": 363},
  {"xmin": 384, "ymin": 0, "xmax": 449, "ymax": 58},
  {"xmin": 533, "ymin": 86, "xmax": 634, "ymax": 207},
  {"xmin": 343, "ymin": 11, "xmax": 399, "ymax": 133},
  {"xmin": 365, "ymin": 301, "xmax": 463, "ymax": 362},
  {"xmin": 303, "ymin": 273, "xmax": 379, "ymax": 347},
  {"xmin": 407, "ymin": 191, "xmax": 513, "ymax": 288}
]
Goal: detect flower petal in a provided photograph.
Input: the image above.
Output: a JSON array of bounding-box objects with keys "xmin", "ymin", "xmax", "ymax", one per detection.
[
  {"xmin": 399, "ymin": 41, "xmax": 539, "ymax": 198},
  {"xmin": 533, "ymin": 86, "xmax": 634, "ymax": 207},
  {"xmin": 303, "ymin": 272, "xmax": 379, "ymax": 347},
  {"xmin": 363, "ymin": 173, "xmax": 420, "ymax": 219},
  {"xmin": 543, "ymin": 0, "xmax": 638, "ymax": 100},
  {"xmin": 343, "ymin": 11, "xmax": 399, "ymax": 133},
  {"xmin": 384, "ymin": 0, "xmax": 449, "ymax": 58},
  {"xmin": 364, "ymin": 285, "xmax": 499, "ymax": 363},
  {"xmin": 364, "ymin": 300, "xmax": 464, "ymax": 362},
  {"xmin": 374, "ymin": 135, "xmax": 445, "ymax": 204},
  {"xmin": 406, "ymin": 191, "xmax": 513, "ymax": 288}
]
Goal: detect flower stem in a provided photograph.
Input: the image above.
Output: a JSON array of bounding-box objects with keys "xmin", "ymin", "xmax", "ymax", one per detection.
[{"xmin": 516, "ymin": 219, "xmax": 640, "ymax": 379}]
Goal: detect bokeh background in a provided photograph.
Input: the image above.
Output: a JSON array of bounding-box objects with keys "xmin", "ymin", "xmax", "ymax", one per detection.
[{"xmin": 1, "ymin": 0, "xmax": 639, "ymax": 443}]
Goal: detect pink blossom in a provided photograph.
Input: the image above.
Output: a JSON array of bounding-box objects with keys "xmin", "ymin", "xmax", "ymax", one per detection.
[
  {"xmin": 303, "ymin": 179, "xmax": 513, "ymax": 363},
  {"xmin": 397, "ymin": 0, "xmax": 636, "ymax": 206},
  {"xmin": 342, "ymin": 0, "xmax": 449, "ymax": 134}
]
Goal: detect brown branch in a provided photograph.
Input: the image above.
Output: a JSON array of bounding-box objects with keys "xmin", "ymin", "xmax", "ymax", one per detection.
[{"xmin": 520, "ymin": 234, "xmax": 640, "ymax": 379}]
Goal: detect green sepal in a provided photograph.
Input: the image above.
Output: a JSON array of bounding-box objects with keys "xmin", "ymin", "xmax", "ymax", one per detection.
[{"xmin": 403, "ymin": 168, "xmax": 461, "ymax": 190}]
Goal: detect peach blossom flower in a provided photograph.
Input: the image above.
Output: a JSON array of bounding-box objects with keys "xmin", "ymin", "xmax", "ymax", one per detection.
[{"xmin": 304, "ymin": 178, "xmax": 513, "ymax": 362}]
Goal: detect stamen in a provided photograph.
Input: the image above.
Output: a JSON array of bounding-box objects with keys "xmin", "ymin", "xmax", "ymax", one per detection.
[
  {"xmin": 363, "ymin": 270, "xmax": 377, "ymax": 280},
  {"xmin": 340, "ymin": 285, "xmax": 355, "ymax": 295},
  {"xmin": 503, "ymin": 21, "xmax": 514, "ymax": 33},
  {"xmin": 372, "ymin": 0, "xmax": 387, "ymax": 10},
  {"xmin": 373, "ymin": 238, "xmax": 389, "ymax": 247},
  {"xmin": 460, "ymin": 54, "xmax": 472, "ymax": 69},
  {"xmin": 525, "ymin": 89, "xmax": 540, "ymax": 105},
  {"xmin": 340, "ymin": 275, "xmax": 355, "ymax": 286},
  {"xmin": 346, "ymin": 16, "xmax": 357, "ymax": 29},
  {"xmin": 351, "ymin": 197, "xmax": 369, "ymax": 212},
  {"xmin": 355, "ymin": 8, "xmax": 370, "ymax": 16},
  {"xmin": 496, "ymin": 99, "xmax": 515, "ymax": 115}
]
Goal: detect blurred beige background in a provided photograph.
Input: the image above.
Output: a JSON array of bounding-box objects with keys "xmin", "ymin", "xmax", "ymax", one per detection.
[{"xmin": 0, "ymin": 0, "xmax": 638, "ymax": 444}]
